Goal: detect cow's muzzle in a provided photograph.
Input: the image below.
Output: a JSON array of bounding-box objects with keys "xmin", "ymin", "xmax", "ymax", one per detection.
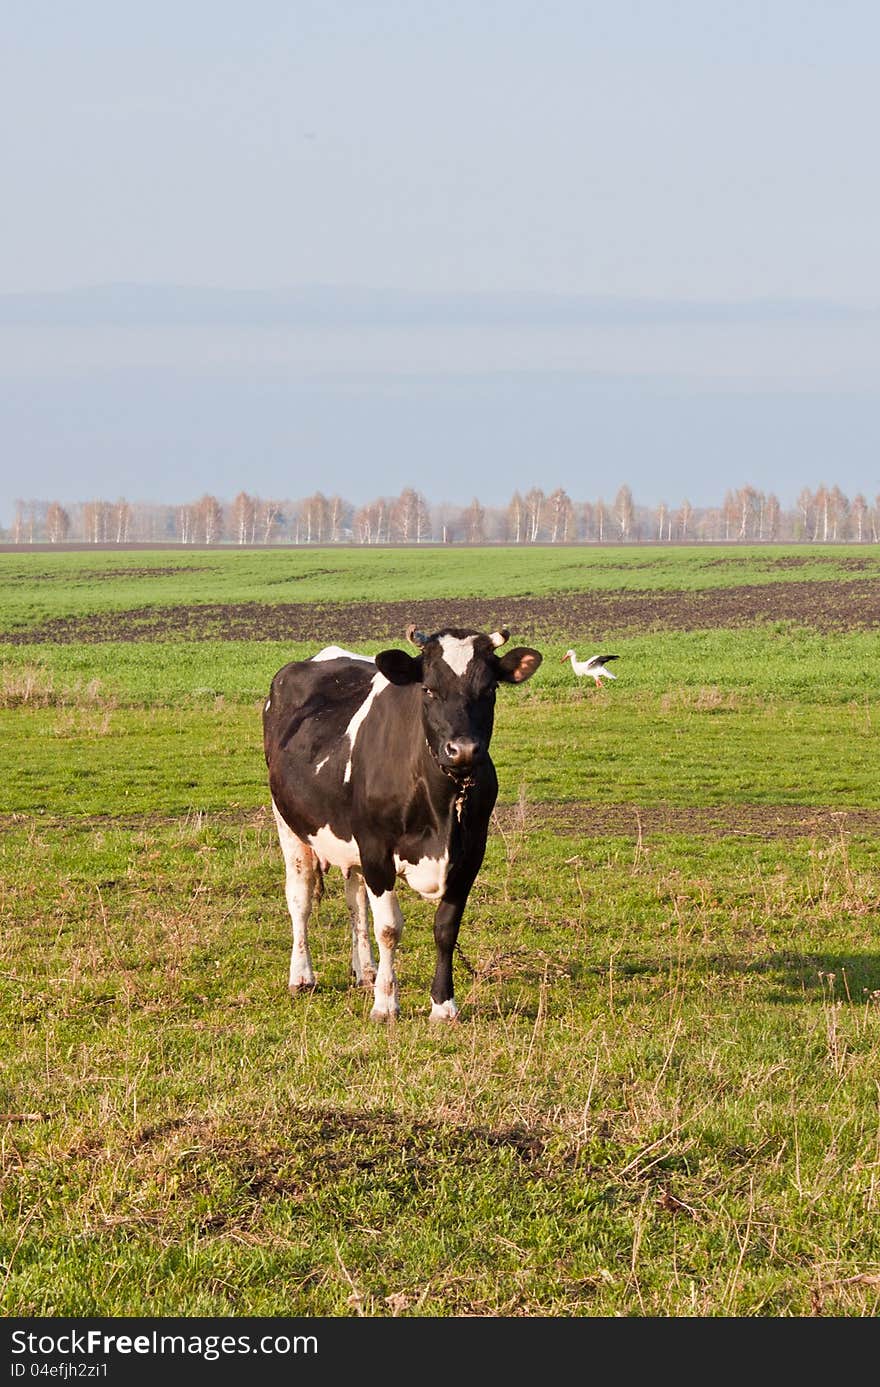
[{"xmin": 442, "ymin": 738, "xmax": 482, "ymax": 769}]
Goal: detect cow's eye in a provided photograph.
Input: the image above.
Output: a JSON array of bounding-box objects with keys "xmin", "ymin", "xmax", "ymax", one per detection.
[{"xmin": 422, "ymin": 686, "xmax": 436, "ymax": 700}]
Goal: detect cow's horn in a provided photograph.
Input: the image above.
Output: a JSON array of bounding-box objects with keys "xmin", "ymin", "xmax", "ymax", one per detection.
[
  {"xmin": 406, "ymin": 624, "xmax": 428, "ymax": 648},
  {"xmin": 489, "ymin": 627, "xmax": 510, "ymax": 648}
]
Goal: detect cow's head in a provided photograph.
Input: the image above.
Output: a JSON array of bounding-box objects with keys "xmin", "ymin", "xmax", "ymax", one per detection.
[{"xmin": 374, "ymin": 625, "xmax": 542, "ymax": 775}]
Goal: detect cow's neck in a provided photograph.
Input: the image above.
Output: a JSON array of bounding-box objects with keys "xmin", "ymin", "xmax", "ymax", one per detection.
[{"xmin": 421, "ymin": 735, "xmax": 477, "ymax": 824}]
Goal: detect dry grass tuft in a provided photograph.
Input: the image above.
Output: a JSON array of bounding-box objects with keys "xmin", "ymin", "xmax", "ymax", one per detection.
[
  {"xmin": 660, "ymin": 685, "xmax": 745, "ymax": 713},
  {"xmin": 0, "ymin": 664, "xmax": 117, "ymax": 710}
]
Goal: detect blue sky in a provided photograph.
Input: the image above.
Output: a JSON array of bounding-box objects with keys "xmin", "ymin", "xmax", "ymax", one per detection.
[{"xmin": 2, "ymin": 1, "xmax": 879, "ymax": 523}]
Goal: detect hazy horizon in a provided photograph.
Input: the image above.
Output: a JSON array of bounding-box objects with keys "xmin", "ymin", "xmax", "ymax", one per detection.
[{"xmin": 3, "ymin": 4, "xmax": 879, "ymax": 526}]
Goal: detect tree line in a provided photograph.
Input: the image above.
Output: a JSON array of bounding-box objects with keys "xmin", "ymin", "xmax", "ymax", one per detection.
[{"xmin": 7, "ymin": 482, "xmax": 880, "ymax": 545}]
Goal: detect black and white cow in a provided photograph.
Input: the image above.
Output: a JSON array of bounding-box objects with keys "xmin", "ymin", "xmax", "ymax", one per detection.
[{"xmin": 263, "ymin": 625, "xmax": 542, "ymax": 1021}]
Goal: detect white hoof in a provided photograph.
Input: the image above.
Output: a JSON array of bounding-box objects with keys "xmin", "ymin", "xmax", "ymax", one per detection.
[
  {"xmin": 352, "ymin": 966, "xmax": 377, "ymax": 990},
  {"xmin": 370, "ymin": 1006, "xmax": 399, "ymax": 1024},
  {"xmin": 289, "ymin": 981, "xmax": 317, "ymax": 996},
  {"xmin": 429, "ymin": 998, "xmax": 459, "ymax": 1023}
]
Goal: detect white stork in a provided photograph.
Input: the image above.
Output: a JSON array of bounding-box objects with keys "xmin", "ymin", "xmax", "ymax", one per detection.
[{"xmin": 561, "ymin": 650, "xmax": 619, "ymax": 688}]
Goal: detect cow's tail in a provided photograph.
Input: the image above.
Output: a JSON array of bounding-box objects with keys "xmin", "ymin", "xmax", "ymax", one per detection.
[{"xmin": 314, "ymin": 860, "xmax": 324, "ymax": 904}]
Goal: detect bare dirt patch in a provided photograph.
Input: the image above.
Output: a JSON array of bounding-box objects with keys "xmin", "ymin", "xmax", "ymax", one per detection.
[
  {"xmin": 93, "ymin": 565, "xmax": 216, "ymax": 579},
  {"xmin": 494, "ymin": 801, "xmax": 880, "ymax": 841},
  {"xmin": 760, "ymin": 555, "xmax": 876, "ymax": 573},
  {"xmin": 18, "ymin": 565, "xmax": 214, "ymax": 583},
  {"xmin": 5, "ymin": 801, "xmax": 879, "ymax": 842},
  {"xmin": 3, "ymin": 577, "xmax": 880, "ymax": 644}
]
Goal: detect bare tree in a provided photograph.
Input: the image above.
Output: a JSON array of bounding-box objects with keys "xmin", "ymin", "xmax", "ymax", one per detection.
[
  {"xmin": 12, "ymin": 501, "xmax": 30, "ymax": 543},
  {"xmin": 414, "ymin": 493, "xmax": 431, "ymax": 542},
  {"xmin": 795, "ymin": 487, "xmax": 814, "ymax": 541},
  {"xmin": 813, "ymin": 484, "xmax": 830, "ymax": 542},
  {"xmin": 548, "ymin": 488, "xmax": 574, "ymax": 542},
  {"xmin": 698, "ymin": 507, "xmax": 722, "ymax": 542},
  {"xmin": 195, "ymin": 494, "xmax": 224, "ymax": 544},
  {"xmin": 175, "ymin": 503, "xmax": 195, "ymax": 543},
  {"xmin": 45, "ymin": 502, "xmax": 70, "ymax": 543},
  {"xmin": 139, "ymin": 503, "xmax": 175, "ymax": 542},
  {"xmin": 354, "ymin": 499, "xmax": 390, "ymax": 544},
  {"xmin": 391, "ymin": 489, "xmax": 413, "ymax": 543},
  {"xmin": 433, "ymin": 502, "xmax": 456, "ymax": 544},
  {"xmin": 507, "ymin": 491, "xmax": 525, "ymax": 544},
  {"xmin": 391, "ymin": 488, "xmax": 429, "ymax": 543},
  {"xmin": 828, "ymin": 485, "xmax": 848, "ymax": 541},
  {"xmin": 525, "ymin": 488, "xmax": 545, "ymax": 543},
  {"xmin": 301, "ymin": 492, "xmax": 329, "ymax": 543},
  {"xmin": 852, "ymin": 493, "xmax": 868, "ymax": 542},
  {"xmin": 463, "ymin": 497, "xmax": 486, "ymax": 544},
  {"xmin": 113, "ymin": 499, "xmax": 132, "ymax": 544},
  {"xmin": 327, "ymin": 494, "xmax": 346, "ymax": 543},
  {"xmin": 231, "ymin": 491, "xmax": 257, "ymax": 544},
  {"xmin": 656, "ymin": 500, "xmax": 668, "ymax": 541},
  {"xmin": 736, "ymin": 486, "xmax": 759, "ymax": 541},
  {"xmin": 613, "ymin": 485, "xmax": 634, "ymax": 541},
  {"xmin": 83, "ymin": 500, "xmax": 111, "ymax": 543},
  {"xmin": 765, "ymin": 493, "xmax": 781, "ymax": 541},
  {"xmin": 260, "ymin": 499, "xmax": 283, "ymax": 544},
  {"xmin": 677, "ymin": 498, "xmax": 693, "ymax": 541},
  {"xmin": 353, "ymin": 504, "xmax": 372, "ymax": 545}
]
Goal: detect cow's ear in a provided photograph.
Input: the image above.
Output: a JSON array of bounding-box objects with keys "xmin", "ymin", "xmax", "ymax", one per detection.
[
  {"xmin": 496, "ymin": 647, "xmax": 542, "ymax": 684},
  {"xmin": 375, "ymin": 649, "xmax": 424, "ymax": 685}
]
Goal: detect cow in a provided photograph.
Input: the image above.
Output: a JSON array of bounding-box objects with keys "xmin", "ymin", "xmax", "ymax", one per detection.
[{"xmin": 262, "ymin": 624, "xmax": 542, "ymax": 1022}]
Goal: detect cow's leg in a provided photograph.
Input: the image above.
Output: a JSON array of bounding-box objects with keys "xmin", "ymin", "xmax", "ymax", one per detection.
[
  {"xmin": 428, "ymin": 809, "xmax": 492, "ymax": 1022},
  {"xmin": 345, "ymin": 869, "xmax": 376, "ymax": 989},
  {"xmin": 429, "ymin": 898, "xmax": 467, "ymax": 1022},
  {"xmin": 271, "ymin": 800, "xmax": 319, "ymax": 993},
  {"xmin": 365, "ymin": 886, "xmax": 404, "ymax": 1022}
]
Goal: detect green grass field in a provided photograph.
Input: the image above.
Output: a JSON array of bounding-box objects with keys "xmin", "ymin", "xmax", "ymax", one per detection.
[{"xmin": 3, "ymin": 545, "xmax": 880, "ymax": 1317}]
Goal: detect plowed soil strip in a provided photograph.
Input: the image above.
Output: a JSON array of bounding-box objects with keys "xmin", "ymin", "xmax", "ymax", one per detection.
[
  {"xmin": 498, "ymin": 802, "xmax": 880, "ymax": 839},
  {"xmin": 3, "ymin": 577, "xmax": 880, "ymax": 643},
  {"xmin": 5, "ymin": 802, "xmax": 879, "ymax": 841}
]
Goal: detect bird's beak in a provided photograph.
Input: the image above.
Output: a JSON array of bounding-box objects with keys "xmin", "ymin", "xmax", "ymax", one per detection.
[{"xmin": 560, "ymin": 654, "xmax": 569, "ymax": 662}]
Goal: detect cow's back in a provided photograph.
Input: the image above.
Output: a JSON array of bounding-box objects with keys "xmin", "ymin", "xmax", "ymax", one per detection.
[{"xmin": 263, "ymin": 655, "xmax": 375, "ymax": 768}]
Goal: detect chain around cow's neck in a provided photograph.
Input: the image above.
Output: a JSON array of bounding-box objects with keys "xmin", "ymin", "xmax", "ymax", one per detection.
[{"xmin": 424, "ymin": 736, "xmax": 476, "ymax": 820}]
